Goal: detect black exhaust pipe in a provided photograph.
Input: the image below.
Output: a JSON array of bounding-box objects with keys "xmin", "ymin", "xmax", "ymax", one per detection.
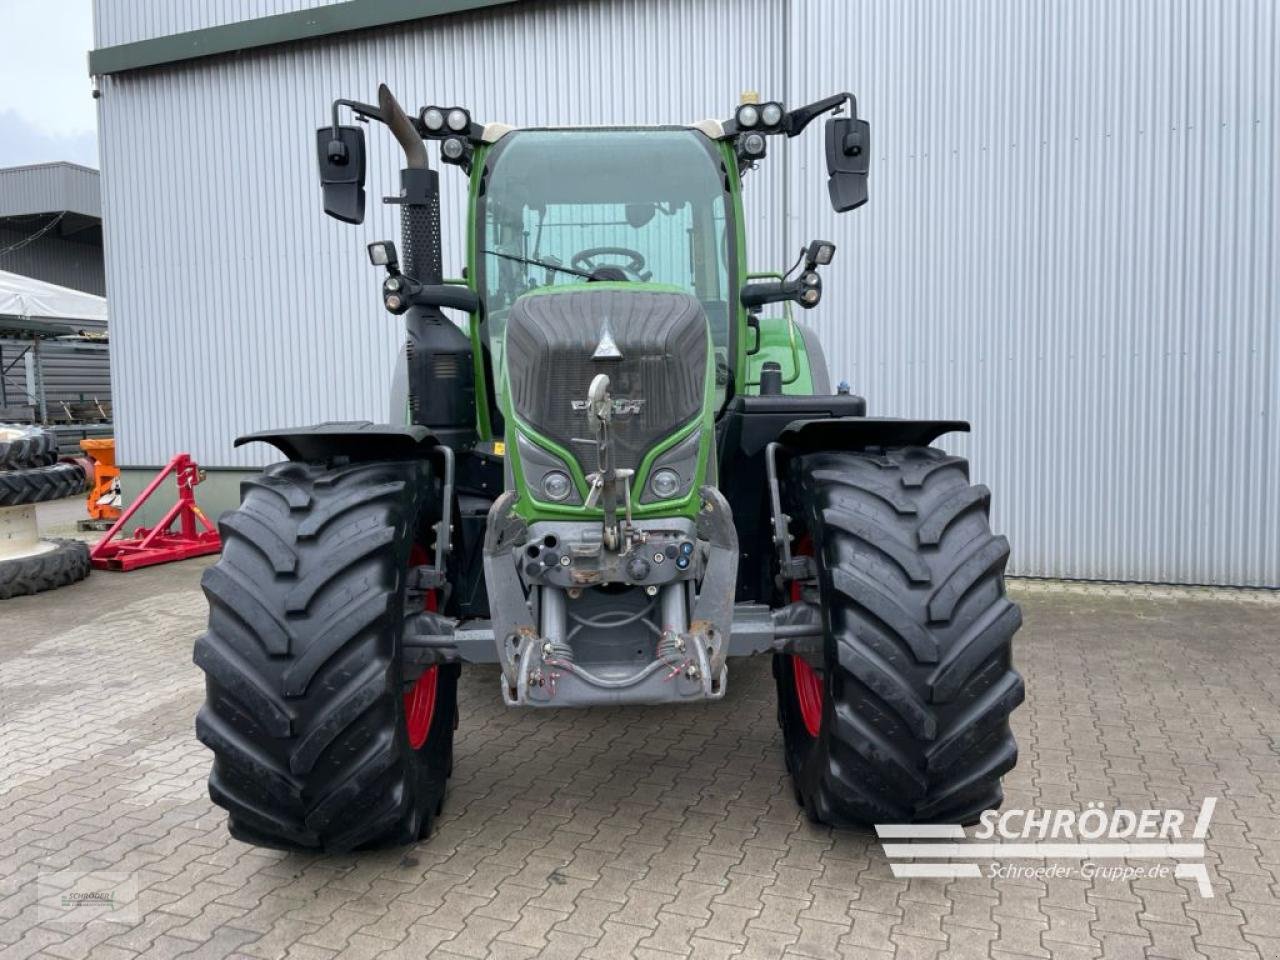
[{"xmin": 378, "ymin": 84, "xmax": 477, "ymax": 450}]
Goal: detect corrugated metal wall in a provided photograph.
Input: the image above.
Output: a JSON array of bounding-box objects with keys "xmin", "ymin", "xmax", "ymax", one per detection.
[
  {"xmin": 0, "ymin": 340, "xmax": 112, "ymax": 413},
  {"xmin": 0, "ymin": 228, "xmax": 105, "ymax": 296},
  {"xmin": 93, "ymin": 0, "xmax": 346, "ymax": 47},
  {"xmin": 786, "ymin": 0, "xmax": 1278, "ymax": 586},
  {"xmin": 95, "ymin": 0, "xmax": 1279, "ymax": 586}
]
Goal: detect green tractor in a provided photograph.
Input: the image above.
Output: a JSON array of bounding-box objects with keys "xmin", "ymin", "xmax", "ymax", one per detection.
[{"xmin": 194, "ymin": 85, "xmax": 1024, "ymax": 851}]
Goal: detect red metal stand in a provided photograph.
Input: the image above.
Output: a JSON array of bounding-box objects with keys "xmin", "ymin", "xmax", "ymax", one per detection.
[{"xmin": 90, "ymin": 453, "xmax": 222, "ymax": 571}]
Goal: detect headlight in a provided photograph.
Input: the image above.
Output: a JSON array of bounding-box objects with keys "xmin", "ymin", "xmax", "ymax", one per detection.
[
  {"xmin": 422, "ymin": 107, "xmax": 445, "ymax": 131},
  {"xmin": 446, "ymin": 108, "xmax": 469, "ymax": 132},
  {"xmin": 542, "ymin": 471, "xmax": 573, "ymax": 502},
  {"xmin": 650, "ymin": 468, "xmax": 682, "ymax": 499},
  {"xmin": 761, "ymin": 102, "xmax": 784, "ymax": 127},
  {"xmin": 736, "ymin": 104, "xmax": 760, "ymax": 128}
]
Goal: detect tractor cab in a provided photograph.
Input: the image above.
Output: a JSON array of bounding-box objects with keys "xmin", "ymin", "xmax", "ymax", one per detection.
[{"xmin": 476, "ymin": 127, "xmax": 737, "ymax": 408}]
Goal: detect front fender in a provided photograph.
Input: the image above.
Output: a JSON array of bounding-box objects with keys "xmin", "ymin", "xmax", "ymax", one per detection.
[
  {"xmin": 236, "ymin": 420, "xmax": 439, "ymax": 463},
  {"xmin": 780, "ymin": 416, "xmax": 969, "ymax": 453}
]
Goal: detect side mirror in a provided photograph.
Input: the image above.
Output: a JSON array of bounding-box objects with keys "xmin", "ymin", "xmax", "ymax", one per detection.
[
  {"xmin": 316, "ymin": 125, "xmax": 367, "ymax": 224},
  {"xmin": 824, "ymin": 117, "xmax": 870, "ymax": 212}
]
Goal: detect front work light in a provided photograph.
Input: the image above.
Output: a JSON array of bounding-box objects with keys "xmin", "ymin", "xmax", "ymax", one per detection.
[
  {"xmin": 422, "ymin": 107, "xmax": 445, "ymax": 131},
  {"xmin": 805, "ymin": 240, "xmax": 836, "ymax": 268},
  {"xmin": 741, "ymin": 132, "xmax": 767, "ymax": 158},
  {"xmin": 442, "ymin": 137, "xmax": 466, "ymax": 161},
  {"xmin": 367, "ymin": 240, "xmax": 399, "ymax": 269}
]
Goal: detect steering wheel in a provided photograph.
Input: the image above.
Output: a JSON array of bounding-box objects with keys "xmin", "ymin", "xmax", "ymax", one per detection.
[{"xmin": 571, "ymin": 246, "xmax": 649, "ymax": 280}]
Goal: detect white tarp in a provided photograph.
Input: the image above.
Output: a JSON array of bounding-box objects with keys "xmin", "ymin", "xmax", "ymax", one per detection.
[{"xmin": 0, "ymin": 269, "xmax": 107, "ymax": 329}]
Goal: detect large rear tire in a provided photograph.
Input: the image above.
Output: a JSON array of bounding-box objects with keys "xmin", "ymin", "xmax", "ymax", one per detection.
[
  {"xmin": 775, "ymin": 446, "xmax": 1024, "ymax": 825},
  {"xmin": 194, "ymin": 458, "xmax": 457, "ymax": 852}
]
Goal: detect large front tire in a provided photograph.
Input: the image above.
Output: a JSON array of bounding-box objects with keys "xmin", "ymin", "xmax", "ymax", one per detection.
[
  {"xmin": 194, "ymin": 459, "xmax": 457, "ymax": 852},
  {"xmin": 776, "ymin": 446, "xmax": 1024, "ymax": 825}
]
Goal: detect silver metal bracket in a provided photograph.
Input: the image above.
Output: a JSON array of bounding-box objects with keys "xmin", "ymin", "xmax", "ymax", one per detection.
[{"xmin": 764, "ymin": 441, "xmax": 815, "ymax": 587}]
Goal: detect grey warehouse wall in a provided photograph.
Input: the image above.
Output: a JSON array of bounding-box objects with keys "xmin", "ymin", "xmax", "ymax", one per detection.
[{"xmin": 94, "ymin": 0, "xmax": 1279, "ymax": 586}]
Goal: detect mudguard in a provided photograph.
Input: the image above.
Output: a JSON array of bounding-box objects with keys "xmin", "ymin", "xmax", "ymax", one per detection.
[
  {"xmin": 780, "ymin": 416, "xmax": 969, "ymax": 452},
  {"xmin": 236, "ymin": 420, "xmax": 440, "ymax": 463}
]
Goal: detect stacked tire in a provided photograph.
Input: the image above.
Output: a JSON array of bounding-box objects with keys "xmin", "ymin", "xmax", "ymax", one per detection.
[{"xmin": 0, "ymin": 424, "xmax": 91, "ymax": 600}]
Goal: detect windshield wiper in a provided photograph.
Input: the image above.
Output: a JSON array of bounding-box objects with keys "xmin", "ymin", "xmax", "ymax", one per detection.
[{"xmin": 483, "ymin": 249, "xmax": 593, "ymax": 280}]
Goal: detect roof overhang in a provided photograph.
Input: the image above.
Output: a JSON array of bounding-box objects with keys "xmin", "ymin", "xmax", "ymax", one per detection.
[
  {"xmin": 0, "ymin": 163, "xmax": 101, "ymax": 220},
  {"xmin": 89, "ymin": 0, "xmax": 521, "ymax": 76}
]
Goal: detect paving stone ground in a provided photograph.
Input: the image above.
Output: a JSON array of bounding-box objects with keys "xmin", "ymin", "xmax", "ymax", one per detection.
[{"xmin": 1, "ymin": 530, "xmax": 1278, "ymax": 960}]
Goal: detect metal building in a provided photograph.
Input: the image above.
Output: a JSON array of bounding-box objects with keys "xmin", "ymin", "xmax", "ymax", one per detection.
[
  {"xmin": 0, "ymin": 163, "xmax": 105, "ymax": 296},
  {"xmin": 1, "ymin": 164, "xmax": 112, "ymax": 450},
  {"xmin": 90, "ymin": 0, "xmax": 1278, "ymax": 587}
]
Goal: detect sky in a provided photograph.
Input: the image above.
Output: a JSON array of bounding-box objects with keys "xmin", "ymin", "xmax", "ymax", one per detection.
[{"xmin": 0, "ymin": 0, "xmax": 98, "ymax": 168}]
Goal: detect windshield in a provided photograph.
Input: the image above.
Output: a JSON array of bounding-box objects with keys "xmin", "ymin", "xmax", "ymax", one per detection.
[{"xmin": 478, "ymin": 128, "xmax": 735, "ymax": 399}]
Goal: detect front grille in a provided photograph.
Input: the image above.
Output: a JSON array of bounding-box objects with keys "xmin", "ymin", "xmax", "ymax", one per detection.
[{"xmin": 506, "ymin": 288, "xmax": 707, "ymax": 474}]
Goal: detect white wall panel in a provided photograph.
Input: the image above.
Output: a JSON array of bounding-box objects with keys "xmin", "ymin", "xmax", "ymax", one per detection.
[
  {"xmin": 786, "ymin": 0, "xmax": 1277, "ymax": 586},
  {"xmin": 95, "ymin": 0, "xmax": 1278, "ymax": 586}
]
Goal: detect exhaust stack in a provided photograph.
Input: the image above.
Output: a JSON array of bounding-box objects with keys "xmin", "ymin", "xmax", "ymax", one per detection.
[{"xmin": 379, "ymin": 83, "xmax": 476, "ymax": 450}]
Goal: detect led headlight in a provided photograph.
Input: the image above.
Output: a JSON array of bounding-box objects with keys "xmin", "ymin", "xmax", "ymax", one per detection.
[
  {"xmin": 446, "ymin": 108, "xmax": 469, "ymax": 132},
  {"xmin": 422, "ymin": 107, "xmax": 445, "ymax": 131},
  {"xmin": 542, "ymin": 471, "xmax": 573, "ymax": 502},
  {"xmin": 441, "ymin": 137, "xmax": 466, "ymax": 161},
  {"xmin": 760, "ymin": 101, "xmax": 784, "ymax": 127},
  {"xmin": 650, "ymin": 468, "xmax": 682, "ymax": 500},
  {"xmin": 741, "ymin": 132, "xmax": 766, "ymax": 157},
  {"xmin": 736, "ymin": 104, "xmax": 760, "ymax": 128}
]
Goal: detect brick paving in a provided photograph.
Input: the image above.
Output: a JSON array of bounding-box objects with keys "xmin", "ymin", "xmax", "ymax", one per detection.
[{"xmin": 1, "ymin": 550, "xmax": 1278, "ymax": 959}]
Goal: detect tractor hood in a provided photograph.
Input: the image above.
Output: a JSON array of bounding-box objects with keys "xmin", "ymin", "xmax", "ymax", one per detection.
[{"xmin": 503, "ymin": 285, "xmax": 712, "ymax": 514}]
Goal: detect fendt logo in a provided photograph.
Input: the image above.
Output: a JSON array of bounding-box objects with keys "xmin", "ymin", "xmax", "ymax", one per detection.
[
  {"xmin": 570, "ymin": 398, "xmax": 645, "ymax": 416},
  {"xmin": 876, "ymin": 798, "xmax": 1217, "ymax": 896}
]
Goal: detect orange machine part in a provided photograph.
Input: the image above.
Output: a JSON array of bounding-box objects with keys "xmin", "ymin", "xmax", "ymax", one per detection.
[{"xmin": 79, "ymin": 438, "xmax": 121, "ymax": 521}]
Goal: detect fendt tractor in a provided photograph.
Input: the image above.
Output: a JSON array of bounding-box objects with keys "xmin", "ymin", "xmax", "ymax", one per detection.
[{"xmin": 194, "ymin": 84, "xmax": 1025, "ymax": 851}]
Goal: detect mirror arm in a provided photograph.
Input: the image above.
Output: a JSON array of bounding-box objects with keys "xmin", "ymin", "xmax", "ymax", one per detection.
[
  {"xmin": 785, "ymin": 92, "xmax": 856, "ymax": 138},
  {"xmin": 331, "ymin": 98, "xmax": 383, "ymax": 135}
]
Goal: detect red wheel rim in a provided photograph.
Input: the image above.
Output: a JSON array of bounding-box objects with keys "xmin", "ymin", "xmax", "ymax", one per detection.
[
  {"xmin": 792, "ymin": 656, "xmax": 823, "ymax": 738},
  {"xmin": 404, "ymin": 666, "xmax": 438, "ymax": 749},
  {"xmin": 404, "ymin": 543, "xmax": 439, "ymax": 749}
]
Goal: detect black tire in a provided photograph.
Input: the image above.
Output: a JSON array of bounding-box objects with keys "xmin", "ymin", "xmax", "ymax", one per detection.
[
  {"xmin": 0, "ymin": 462, "xmax": 87, "ymax": 506},
  {"xmin": 775, "ymin": 446, "xmax": 1024, "ymax": 826},
  {"xmin": 194, "ymin": 458, "xmax": 458, "ymax": 852},
  {"xmin": 0, "ymin": 539, "xmax": 91, "ymax": 600},
  {"xmin": 0, "ymin": 424, "xmax": 58, "ymax": 470}
]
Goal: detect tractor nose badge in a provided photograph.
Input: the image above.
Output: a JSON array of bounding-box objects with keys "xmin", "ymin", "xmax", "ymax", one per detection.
[
  {"xmin": 581, "ymin": 374, "xmax": 634, "ymax": 551},
  {"xmin": 591, "ymin": 318, "xmax": 623, "ymax": 360}
]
